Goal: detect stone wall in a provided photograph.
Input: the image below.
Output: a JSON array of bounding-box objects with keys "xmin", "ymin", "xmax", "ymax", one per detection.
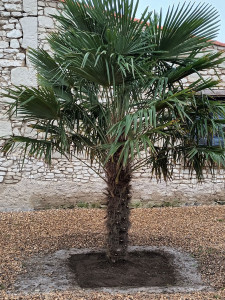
[{"xmin": 0, "ymin": 0, "xmax": 225, "ymax": 211}]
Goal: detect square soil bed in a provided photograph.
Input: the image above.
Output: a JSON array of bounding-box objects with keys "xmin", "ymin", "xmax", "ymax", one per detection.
[{"xmin": 68, "ymin": 251, "xmax": 176, "ymax": 288}]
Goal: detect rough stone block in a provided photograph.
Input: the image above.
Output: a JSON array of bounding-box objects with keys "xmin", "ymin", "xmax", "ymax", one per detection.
[
  {"xmin": 38, "ymin": 16, "xmax": 54, "ymax": 28},
  {"xmin": 0, "ymin": 41, "xmax": 9, "ymax": 48},
  {"xmin": 1, "ymin": 96, "xmax": 14, "ymax": 104},
  {"xmin": 0, "ymin": 59, "xmax": 24, "ymax": 67},
  {"xmin": 11, "ymin": 67, "xmax": 37, "ymax": 86},
  {"xmin": 16, "ymin": 23, "xmax": 21, "ymax": 29},
  {"xmin": 219, "ymin": 61, "xmax": 225, "ymax": 68},
  {"xmin": 20, "ymin": 17, "xmax": 38, "ymax": 49},
  {"xmin": 16, "ymin": 53, "xmax": 25, "ymax": 60},
  {"xmin": 1, "ymin": 12, "xmax": 10, "ymax": 17},
  {"xmin": 11, "ymin": 12, "xmax": 22, "ymax": 17},
  {"xmin": 44, "ymin": 7, "xmax": 58, "ymax": 16},
  {"xmin": 4, "ymin": 1, "xmax": 20, "ymax": 4},
  {"xmin": 6, "ymin": 29, "xmax": 22, "ymax": 38},
  {"xmin": 10, "ymin": 39, "xmax": 20, "ymax": 48},
  {"xmin": 0, "ymin": 31, "xmax": 6, "ymax": 37},
  {"xmin": 4, "ymin": 3, "xmax": 22, "ymax": 12},
  {"xmin": 1, "ymin": 160, "xmax": 13, "ymax": 167},
  {"xmin": 0, "ymin": 120, "xmax": 12, "ymax": 137},
  {"xmin": 23, "ymin": 0, "xmax": 37, "ymax": 15},
  {"xmin": 4, "ymin": 48, "xmax": 19, "ymax": 54},
  {"xmin": 0, "ymin": 167, "xmax": 7, "ymax": 172},
  {"xmin": 2, "ymin": 24, "xmax": 15, "ymax": 30}
]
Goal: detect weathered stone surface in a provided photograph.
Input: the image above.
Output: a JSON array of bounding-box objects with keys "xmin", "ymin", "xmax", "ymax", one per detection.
[
  {"xmin": 44, "ymin": 7, "xmax": 58, "ymax": 16},
  {"xmin": 0, "ymin": 59, "xmax": 24, "ymax": 67},
  {"xmin": 10, "ymin": 39, "xmax": 20, "ymax": 48},
  {"xmin": 9, "ymin": 18, "xmax": 18, "ymax": 23},
  {"xmin": 23, "ymin": 0, "xmax": 37, "ymax": 15},
  {"xmin": 6, "ymin": 29, "xmax": 22, "ymax": 38},
  {"xmin": 0, "ymin": 120, "xmax": 12, "ymax": 137},
  {"xmin": 0, "ymin": 31, "xmax": 6, "ymax": 37},
  {"xmin": 220, "ymin": 75, "xmax": 225, "ymax": 81},
  {"xmin": 2, "ymin": 24, "xmax": 15, "ymax": 30},
  {"xmin": 1, "ymin": 160, "xmax": 13, "ymax": 168},
  {"xmin": 0, "ymin": 179, "xmax": 105, "ymax": 211},
  {"xmin": 0, "ymin": 170, "xmax": 224, "ymax": 211},
  {"xmin": 11, "ymin": 67, "xmax": 37, "ymax": 86},
  {"xmin": 4, "ymin": 3, "xmax": 22, "ymax": 12},
  {"xmin": 38, "ymin": 1, "xmax": 45, "ymax": 7},
  {"xmin": 1, "ymin": 96, "xmax": 15, "ymax": 104},
  {"xmin": 0, "ymin": 41, "xmax": 9, "ymax": 48},
  {"xmin": 38, "ymin": 16, "xmax": 54, "ymax": 28},
  {"xmin": 16, "ymin": 52, "xmax": 25, "ymax": 60},
  {"xmin": 1, "ymin": 11, "xmax": 10, "ymax": 17},
  {"xmin": 4, "ymin": 48, "xmax": 19, "ymax": 53},
  {"xmin": 11, "ymin": 12, "xmax": 22, "ymax": 17},
  {"xmin": 20, "ymin": 17, "xmax": 38, "ymax": 49},
  {"xmin": 5, "ymin": 0, "xmax": 21, "ymax": 4},
  {"xmin": 220, "ymin": 61, "xmax": 225, "ymax": 68},
  {"xmin": 16, "ymin": 23, "xmax": 21, "ymax": 30}
]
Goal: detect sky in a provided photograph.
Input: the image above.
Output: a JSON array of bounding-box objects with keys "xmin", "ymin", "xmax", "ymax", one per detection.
[{"xmin": 135, "ymin": 0, "xmax": 225, "ymax": 43}]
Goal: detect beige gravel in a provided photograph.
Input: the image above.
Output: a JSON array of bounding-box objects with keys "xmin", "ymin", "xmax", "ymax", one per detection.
[{"xmin": 0, "ymin": 206, "xmax": 224, "ymax": 299}]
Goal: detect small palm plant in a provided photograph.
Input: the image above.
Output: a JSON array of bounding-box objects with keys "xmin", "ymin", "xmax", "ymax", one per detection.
[{"xmin": 1, "ymin": 0, "xmax": 225, "ymax": 262}]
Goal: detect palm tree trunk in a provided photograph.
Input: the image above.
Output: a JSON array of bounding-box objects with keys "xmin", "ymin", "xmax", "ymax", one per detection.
[{"xmin": 105, "ymin": 156, "xmax": 132, "ymax": 263}]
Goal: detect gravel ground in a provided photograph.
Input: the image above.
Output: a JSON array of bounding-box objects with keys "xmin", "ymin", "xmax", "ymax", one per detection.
[{"xmin": 0, "ymin": 206, "xmax": 224, "ymax": 300}]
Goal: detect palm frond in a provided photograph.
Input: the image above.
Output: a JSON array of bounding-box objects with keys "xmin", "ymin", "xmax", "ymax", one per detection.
[
  {"xmin": 149, "ymin": 2, "xmax": 220, "ymax": 59},
  {"xmin": 3, "ymin": 86, "xmax": 60, "ymax": 120}
]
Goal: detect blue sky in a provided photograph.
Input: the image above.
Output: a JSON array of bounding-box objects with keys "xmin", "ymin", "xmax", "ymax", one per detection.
[{"xmin": 135, "ymin": 0, "xmax": 225, "ymax": 43}]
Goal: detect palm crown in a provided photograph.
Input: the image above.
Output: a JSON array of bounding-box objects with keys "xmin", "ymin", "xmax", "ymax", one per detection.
[{"xmin": 1, "ymin": 0, "xmax": 225, "ymax": 262}]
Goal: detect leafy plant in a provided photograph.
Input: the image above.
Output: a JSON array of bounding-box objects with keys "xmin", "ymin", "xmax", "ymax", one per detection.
[
  {"xmin": 1, "ymin": 0, "xmax": 225, "ymax": 263},
  {"xmin": 77, "ymin": 202, "xmax": 89, "ymax": 208}
]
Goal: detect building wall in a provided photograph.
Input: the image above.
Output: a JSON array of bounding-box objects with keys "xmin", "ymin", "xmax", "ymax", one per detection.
[{"xmin": 0, "ymin": 0, "xmax": 225, "ymax": 211}]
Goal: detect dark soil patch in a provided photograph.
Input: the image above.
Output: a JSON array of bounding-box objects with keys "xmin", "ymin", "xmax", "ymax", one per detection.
[{"xmin": 68, "ymin": 251, "xmax": 176, "ymax": 288}]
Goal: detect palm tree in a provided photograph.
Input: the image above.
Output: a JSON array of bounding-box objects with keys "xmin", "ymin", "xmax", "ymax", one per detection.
[{"xmin": 1, "ymin": 0, "xmax": 225, "ymax": 263}]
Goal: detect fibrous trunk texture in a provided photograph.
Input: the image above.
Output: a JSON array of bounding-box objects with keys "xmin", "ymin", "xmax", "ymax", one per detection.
[{"xmin": 105, "ymin": 157, "xmax": 132, "ymax": 263}]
